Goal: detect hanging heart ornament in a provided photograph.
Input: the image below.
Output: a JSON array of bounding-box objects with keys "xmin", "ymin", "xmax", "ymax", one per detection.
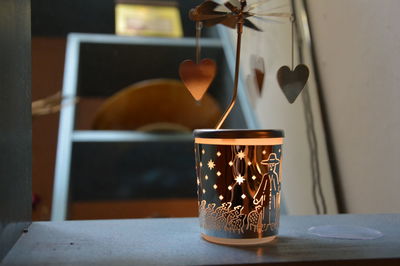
[
  {"xmin": 250, "ymin": 55, "xmax": 265, "ymax": 96},
  {"xmin": 277, "ymin": 64, "xmax": 309, "ymax": 104},
  {"xmin": 179, "ymin": 58, "xmax": 217, "ymax": 101}
]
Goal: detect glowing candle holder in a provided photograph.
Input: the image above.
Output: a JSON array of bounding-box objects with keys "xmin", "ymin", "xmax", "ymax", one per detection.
[
  {"xmin": 194, "ymin": 129, "xmax": 284, "ymax": 245},
  {"xmin": 180, "ymin": 0, "xmax": 296, "ymax": 245}
]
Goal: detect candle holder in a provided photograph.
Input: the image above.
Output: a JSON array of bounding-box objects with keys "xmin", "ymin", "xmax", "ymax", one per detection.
[
  {"xmin": 179, "ymin": 0, "xmax": 308, "ymax": 245},
  {"xmin": 194, "ymin": 129, "xmax": 284, "ymax": 245}
]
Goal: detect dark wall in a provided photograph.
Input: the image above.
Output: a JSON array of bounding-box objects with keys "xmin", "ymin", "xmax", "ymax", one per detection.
[
  {"xmin": 0, "ymin": 0, "xmax": 32, "ymax": 261},
  {"xmin": 31, "ymin": 0, "xmax": 204, "ymax": 37},
  {"xmin": 32, "ymin": 0, "xmax": 114, "ymax": 36}
]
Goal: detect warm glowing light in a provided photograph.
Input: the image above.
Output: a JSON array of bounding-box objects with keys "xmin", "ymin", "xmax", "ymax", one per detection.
[
  {"xmin": 262, "ymin": 150, "xmax": 267, "ymax": 155},
  {"xmin": 217, "ymin": 171, "xmax": 221, "ymax": 176},
  {"xmin": 247, "ymin": 161, "xmax": 252, "ymax": 166},
  {"xmin": 205, "ymin": 175, "xmax": 208, "ymax": 180},
  {"xmin": 202, "ymin": 149, "xmax": 205, "ymax": 154},
  {"xmin": 207, "ymin": 160, "xmax": 215, "ymax": 170},
  {"xmin": 279, "ymin": 149, "xmax": 281, "ymax": 153},
  {"xmin": 199, "ymin": 162, "xmax": 203, "ymax": 167},
  {"xmin": 241, "ymin": 194, "xmax": 246, "ymax": 199},
  {"xmin": 228, "ymin": 185, "xmax": 232, "ymax": 190},
  {"xmin": 228, "ymin": 161, "xmax": 233, "ymax": 166},
  {"xmin": 219, "ymin": 195, "xmax": 224, "ymax": 200},
  {"xmin": 237, "ymin": 150, "xmax": 245, "ymax": 160},
  {"xmin": 217, "ymin": 151, "xmax": 221, "ymax": 157},
  {"xmin": 202, "ymin": 189, "xmax": 206, "ymax": 194},
  {"xmin": 213, "ymin": 184, "xmax": 218, "ymax": 189},
  {"xmin": 235, "ymin": 174, "xmax": 245, "ymax": 185},
  {"xmin": 252, "ymin": 175, "xmax": 256, "ymax": 180},
  {"xmin": 197, "ymin": 177, "xmax": 200, "ymax": 185}
]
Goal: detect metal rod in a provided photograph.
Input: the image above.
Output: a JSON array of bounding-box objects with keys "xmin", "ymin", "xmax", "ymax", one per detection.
[{"xmin": 215, "ymin": 21, "xmax": 243, "ymax": 129}]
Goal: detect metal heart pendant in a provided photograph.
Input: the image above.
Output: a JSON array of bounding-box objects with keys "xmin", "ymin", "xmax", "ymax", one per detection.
[
  {"xmin": 179, "ymin": 58, "xmax": 217, "ymax": 101},
  {"xmin": 277, "ymin": 64, "xmax": 309, "ymax": 104},
  {"xmin": 251, "ymin": 55, "xmax": 265, "ymax": 96}
]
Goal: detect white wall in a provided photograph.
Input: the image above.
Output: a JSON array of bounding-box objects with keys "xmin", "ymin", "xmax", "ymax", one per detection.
[{"xmin": 307, "ymin": 0, "xmax": 400, "ymax": 213}]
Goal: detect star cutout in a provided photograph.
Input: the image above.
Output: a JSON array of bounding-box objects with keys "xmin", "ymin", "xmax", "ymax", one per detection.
[
  {"xmin": 216, "ymin": 171, "xmax": 221, "ymax": 176},
  {"xmin": 228, "ymin": 185, "xmax": 232, "ymax": 191},
  {"xmin": 252, "ymin": 175, "xmax": 256, "ymax": 180},
  {"xmin": 228, "ymin": 161, "xmax": 233, "ymax": 166},
  {"xmin": 247, "ymin": 161, "xmax": 252, "ymax": 166},
  {"xmin": 207, "ymin": 160, "xmax": 215, "ymax": 170},
  {"xmin": 219, "ymin": 195, "xmax": 224, "ymax": 200},
  {"xmin": 217, "ymin": 151, "xmax": 221, "ymax": 157},
  {"xmin": 213, "ymin": 184, "xmax": 218, "ymax": 189},
  {"xmin": 235, "ymin": 174, "xmax": 245, "ymax": 185},
  {"xmin": 241, "ymin": 194, "xmax": 246, "ymax": 199},
  {"xmin": 237, "ymin": 150, "xmax": 245, "ymax": 160},
  {"xmin": 262, "ymin": 150, "xmax": 267, "ymax": 155}
]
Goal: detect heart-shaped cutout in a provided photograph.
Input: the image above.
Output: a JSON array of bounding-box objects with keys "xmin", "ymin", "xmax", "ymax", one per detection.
[
  {"xmin": 179, "ymin": 58, "xmax": 217, "ymax": 101},
  {"xmin": 277, "ymin": 64, "xmax": 309, "ymax": 104}
]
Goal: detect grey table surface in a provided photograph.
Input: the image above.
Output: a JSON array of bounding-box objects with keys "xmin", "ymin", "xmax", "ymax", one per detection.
[{"xmin": 2, "ymin": 214, "xmax": 400, "ymax": 265}]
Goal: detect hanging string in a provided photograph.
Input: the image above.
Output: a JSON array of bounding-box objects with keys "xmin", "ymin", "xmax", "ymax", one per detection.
[
  {"xmin": 291, "ymin": 15, "xmax": 295, "ymax": 70},
  {"xmin": 195, "ymin": 21, "xmax": 203, "ymax": 64}
]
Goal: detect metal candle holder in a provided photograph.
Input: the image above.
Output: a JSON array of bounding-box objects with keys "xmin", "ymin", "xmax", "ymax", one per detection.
[{"xmin": 179, "ymin": 0, "xmax": 310, "ymax": 246}]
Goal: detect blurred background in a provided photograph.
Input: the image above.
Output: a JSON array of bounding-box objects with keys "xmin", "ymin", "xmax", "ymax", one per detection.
[{"xmin": 31, "ymin": 0, "xmax": 400, "ymax": 221}]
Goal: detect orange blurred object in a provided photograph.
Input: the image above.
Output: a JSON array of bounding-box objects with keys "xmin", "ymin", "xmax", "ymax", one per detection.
[{"xmin": 92, "ymin": 79, "xmax": 221, "ymax": 131}]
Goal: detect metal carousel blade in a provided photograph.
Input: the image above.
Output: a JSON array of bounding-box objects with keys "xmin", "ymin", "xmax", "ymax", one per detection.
[
  {"xmin": 214, "ymin": 0, "xmax": 241, "ymax": 12},
  {"xmin": 220, "ymin": 14, "xmax": 239, "ymax": 29},
  {"xmin": 203, "ymin": 16, "xmax": 228, "ymax": 27},
  {"xmin": 189, "ymin": 1, "xmax": 227, "ymax": 21},
  {"xmin": 251, "ymin": 12, "xmax": 291, "ymax": 18},
  {"xmin": 251, "ymin": 15, "xmax": 285, "ymax": 24},
  {"xmin": 243, "ymin": 19, "xmax": 262, "ymax": 31},
  {"xmin": 247, "ymin": 0, "xmax": 272, "ymax": 11},
  {"xmin": 190, "ymin": 11, "xmax": 227, "ymax": 21}
]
